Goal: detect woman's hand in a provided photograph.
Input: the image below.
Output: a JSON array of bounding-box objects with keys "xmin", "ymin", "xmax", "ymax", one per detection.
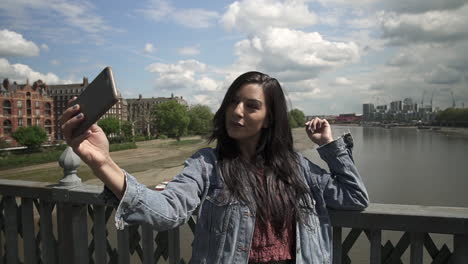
[
  {"xmin": 60, "ymin": 97, "xmax": 111, "ymax": 170},
  {"xmin": 305, "ymin": 118, "xmax": 334, "ymax": 146}
]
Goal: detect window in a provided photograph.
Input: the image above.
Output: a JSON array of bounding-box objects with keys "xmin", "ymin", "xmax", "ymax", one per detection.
[
  {"xmin": 27, "ymin": 119, "xmax": 32, "ymax": 126},
  {"xmin": 45, "ymin": 119, "xmax": 52, "ymax": 134},
  {"xmin": 35, "ymin": 118, "xmax": 41, "ymax": 126},
  {"xmin": 27, "ymin": 100, "xmax": 31, "ymax": 116},
  {"xmin": 35, "ymin": 109, "xmax": 40, "ymax": 116},
  {"xmin": 45, "ymin": 103, "xmax": 51, "ymax": 116},
  {"xmin": 17, "ymin": 100, "xmax": 23, "ymax": 108},
  {"xmin": 18, "ymin": 109, "xmax": 23, "ymax": 116},
  {"xmin": 26, "ymin": 92, "xmax": 31, "ymax": 98},
  {"xmin": 18, "ymin": 119, "xmax": 23, "ymax": 127},
  {"xmin": 3, "ymin": 100, "xmax": 12, "ymax": 115},
  {"xmin": 3, "ymin": 120, "xmax": 12, "ymax": 135},
  {"xmin": 35, "ymin": 101, "xmax": 40, "ymax": 108}
]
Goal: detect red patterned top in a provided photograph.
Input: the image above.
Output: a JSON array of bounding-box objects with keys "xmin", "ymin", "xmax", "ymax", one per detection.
[
  {"xmin": 248, "ymin": 216, "xmax": 296, "ymax": 262},
  {"xmin": 248, "ymin": 168, "xmax": 296, "ymax": 262}
]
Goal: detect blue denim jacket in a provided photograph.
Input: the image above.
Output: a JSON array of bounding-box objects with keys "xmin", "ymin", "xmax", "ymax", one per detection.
[{"xmin": 102, "ymin": 136, "xmax": 369, "ymax": 264}]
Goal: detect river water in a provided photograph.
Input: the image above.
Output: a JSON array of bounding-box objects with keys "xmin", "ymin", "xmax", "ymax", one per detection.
[
  {"xmin": 295, "ymin": 125, "xmax": 468, "ymax": 263},
  {"xmin": 297, "ymin": 125, "xmax": 468, "ymax": 208}
]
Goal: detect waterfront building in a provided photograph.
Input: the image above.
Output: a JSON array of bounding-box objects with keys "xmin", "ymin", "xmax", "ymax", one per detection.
[
  {"xmin": 48, "ymin": 78, "xmax": 128, "ymax": 140},
  {"xmin": 126, "ymin": 93, "xmax": 188, "ymax": 137},
  {"xmin": 390, "ymin": 100, "xmax": 402, "ymax": 113},
  {"xmin": 403, "ymin": 98, "xmax": 417, "ymax": 113},
  {"xmin": 363, "ymin": 103, "xmax": 375, "ymax": 121},
  {"xmin": 335, "ymin": 113, "xmax": 362, "ymax": 123},
  {"xmin": 0, "ymin": 79, "xmax": 54, "ymax": 146}
]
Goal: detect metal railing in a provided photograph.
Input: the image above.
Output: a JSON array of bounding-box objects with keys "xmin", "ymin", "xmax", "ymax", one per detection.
[{"xmin": 0, "ymin": 147, "xmax": 467, "ymax": 264}]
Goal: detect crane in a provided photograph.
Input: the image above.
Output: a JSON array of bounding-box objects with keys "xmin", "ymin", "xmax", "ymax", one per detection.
[
  {"xmin": 430, "ymin": 89, "xmax": 435, "ymax": 111},
  {"xmin": 450, "ymin": 90, "xmax": 456, "ymax": 108}
]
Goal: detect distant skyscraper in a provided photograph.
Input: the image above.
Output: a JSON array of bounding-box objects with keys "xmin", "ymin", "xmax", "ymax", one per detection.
[
  {"xmin": 363, "ymin": 103, "xmax": 375, "ymax": 121},
  {"xmin": 390, "ymin": 101, "xmax": 402, "ymax": 113}
]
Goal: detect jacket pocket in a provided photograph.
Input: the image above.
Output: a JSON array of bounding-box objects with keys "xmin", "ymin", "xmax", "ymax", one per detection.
[{"xmin": 201, "ymin": 188, "xmax": 237, "ymax": 234}]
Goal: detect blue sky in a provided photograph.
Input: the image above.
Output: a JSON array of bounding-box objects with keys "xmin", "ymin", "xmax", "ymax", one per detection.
[{"xmin": 1, "ymin": 0, "xmax": 467, "ymax": 115}]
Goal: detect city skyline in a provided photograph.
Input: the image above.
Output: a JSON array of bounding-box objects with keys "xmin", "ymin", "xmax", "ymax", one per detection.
[{"xmin": 1, "ymin": 0, "xmax": 467, "ymax": 115}]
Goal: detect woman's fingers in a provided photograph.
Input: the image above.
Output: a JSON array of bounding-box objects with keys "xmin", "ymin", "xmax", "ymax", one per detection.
[
  {"xmin": 305, "ymin": 118, "xmax": 329, "ymax": 133},
  {"xmin": 61, "ymin": 112, "xmax": 85, "ymax": 142}
]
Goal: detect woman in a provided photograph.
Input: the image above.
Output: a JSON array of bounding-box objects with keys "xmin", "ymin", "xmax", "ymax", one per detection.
[{"xmin": 61, "ymin": 71, "xmax": 369, "ymax": 264}]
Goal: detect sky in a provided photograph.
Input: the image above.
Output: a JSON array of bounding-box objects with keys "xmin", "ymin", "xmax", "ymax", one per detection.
[{"xmin": 1, "ymin": 0, "xmax": 467, "ymax": 115}]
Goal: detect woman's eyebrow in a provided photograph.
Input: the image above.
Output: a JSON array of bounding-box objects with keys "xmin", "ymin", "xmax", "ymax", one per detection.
[{"xmin": 246, "ymin": 98, "xmax": 263, "ymax": 105}]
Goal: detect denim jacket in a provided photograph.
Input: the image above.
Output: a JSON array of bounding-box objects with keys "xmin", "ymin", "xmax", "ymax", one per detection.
[{"xmin": 102, "ymin": 136, "xmax": 369, "ymax": 264}]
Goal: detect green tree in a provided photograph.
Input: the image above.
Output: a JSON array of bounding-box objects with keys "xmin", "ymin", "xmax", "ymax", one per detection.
[
  {"xmin": 152, "ymin": 100, "xmax": 190, "ymax": 140},
  {"xmin": 98, "ymin": 117, "xmax": 120, "ymax": 136},
  {"xmin": 288, "ymin": 109, "xmax": 306, "ymax": 128},
  {"xmin": 121, "ymin": 121, "xmax": 133, "ymax": 141},
  {"xmin": 12, "ymin": 126, "xmax": 48, "ymax": 150},
  {"xmin": 188, "ymin": 105, "xmax": 213, "ymax": 136}
]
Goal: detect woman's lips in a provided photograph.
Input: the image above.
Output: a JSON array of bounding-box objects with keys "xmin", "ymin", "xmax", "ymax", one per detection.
[{"xmin": 231, "ymin": 121, "xmax": 244, "ymax": 127}]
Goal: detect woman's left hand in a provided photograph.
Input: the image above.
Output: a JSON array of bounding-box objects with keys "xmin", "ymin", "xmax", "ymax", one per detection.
[{"xmin": 305, "ymin": 118, "xmax": 334, "ymax": 146}]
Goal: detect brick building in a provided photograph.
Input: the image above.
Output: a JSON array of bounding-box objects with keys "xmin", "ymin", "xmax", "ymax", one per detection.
[
  {"xmin": 48, "ymin": 78, "xmax": 128, "ymax": 140},
  {"xmin": 126, "ymin": 93, "xmax": 187, "ymax": 137},
  {"xmin": 0, "ymin": 79, "xmax": 55, "ymax": 146}
]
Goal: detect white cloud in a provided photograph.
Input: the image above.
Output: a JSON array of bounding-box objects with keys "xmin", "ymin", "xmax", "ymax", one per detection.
[
  {"xmin": 50, "ymin": 59, "xmax": 60, "ymax": 66},
  {"xmin": 146, "ymin": 60, "xmax": 221, "ymax": 91},
  {"xmin": 221, "ymin": 0, "xmax": 318, "ymax": 34},
  {"xmin": 173, "ymin": 9, "xmax": 219, "ymax": 28},
  {"xmin": 139, "ymin": 0, "xmax": 219, "ymax": 28},
  {"xmin": 333, "ymin": 77, "xmax": 353, "ymax": 86},
  {"xmin": 0, "ymin": 29, "xmax": 40, "ymax": 57},
  {"xmin": 382, "ymin": 0, "xmax": 468, "ymax": 14},
  {"xmin": 41, "ymin": 43, "xmax": 49, "ymax": 51},
  {"xmin": 144, "ymin": 43, "xmax": 155, "ymax": 53},
  {"xmin": 233, "ymin": 27, "xmax": 360, "ymax": 80},
  {"xmin": 379, "ymin": 5, "xmax": 468, "ymax": 45},
  {"xmin": 0, "ymin": 58, "xmax": 70, "ymax": 84},
  {"xmin": 177, "ymin": 46, "xmax": 200, "ymax": 56},
  {"xmin": 425, "ymin": 64, "xmax": 462, "ymax": 84},
  {"xmin": 0, "ymin": 0, "xmax": 112, "ymax": 35}
]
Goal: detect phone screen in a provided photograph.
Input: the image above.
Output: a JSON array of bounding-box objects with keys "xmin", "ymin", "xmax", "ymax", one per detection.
[{"xmin": 71, "ymin": 67, "xmax": 119, "ymax": 138}]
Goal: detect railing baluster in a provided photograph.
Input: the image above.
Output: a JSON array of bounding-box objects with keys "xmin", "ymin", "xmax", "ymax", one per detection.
[
  {"xmin": 117, "ymin": 228, "xmax": 130, "ymax": 264},
  {"xmin": 39, "ymin": 200, "xmax": 56, "ymax": 264},
  {"xmin": 368, "ymin": 229, "xmax": 381, "ymax": 264},
  {"xmin": 21, "ymin": 198, "xmax": 37, "ymax": 264},
  {"xmin": 142, "ymin": 224, "xmax": 154, "ymax": 264},
  {"xmin": 410, "ymin": 232, "xmax": 424, "ymax": 264},
  {"xmin": 72, "ymin": 204, "xmax": 89, "ymax": 264},
  {"xmin": 93, "ymin": 205, "xmax": 107, "ymax": 264},
  {"xmin": 333, "ymin": 226, "xmax": 342, "ymax": 264},
  {"xmin": 453, "ymin": 234, "xmax": 468, "ymax": 264},
  {"xmin": 168, "ymin": 227, "xmax": 180, "ymax": 264},
  {"xmin": 5, "ymin": 196, "xmax": 19, "ymax": 264}
]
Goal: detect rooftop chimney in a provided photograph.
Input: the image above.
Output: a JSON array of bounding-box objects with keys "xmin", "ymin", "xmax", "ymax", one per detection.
[{"xmin": 83, "ymin": 77, "xmax": 89, "ymax": 86}]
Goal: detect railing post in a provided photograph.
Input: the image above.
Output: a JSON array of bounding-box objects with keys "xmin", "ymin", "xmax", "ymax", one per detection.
[
  {"xmin": 453, "ymin": 234, "xmax": 468, "ymax": 264},
  {"xmin": 368, "ymin": 229, "xmax": 381, "ymax": 264},
  {"xmin": 58, "ymin": 146, "xmax": 82, "ymax": 186},
  {"xmin": 57, "ymin": 145, "xmax": 83, "ymax": 264},
  {"xmin": 410, "ymin": 232, "xmax": 424, "ymax": 264},
  {"xmin": 168, "ymin": 227, "xmax": 180, "ymax": 264},
  {"xmin": 72, "ymin": 204, "xmax": 89, "ymax": 264},
  {"xmin": 332, "ymin": 226, "xmax": 342, "ymax": 264}
]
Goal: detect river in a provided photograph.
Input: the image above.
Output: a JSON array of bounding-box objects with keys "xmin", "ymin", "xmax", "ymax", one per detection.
[
  {"xmin": 296, "ymin": 125, "xmax": 468, "ymax": 208},
  {"xmin": 294, "ymin": 125, "xmax": 468, "ymax": 263}
]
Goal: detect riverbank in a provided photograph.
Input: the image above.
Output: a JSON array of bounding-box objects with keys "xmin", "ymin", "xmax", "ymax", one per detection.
[{"xmin": 335, "ymin": 124, "xmax": 468, "ymax": 138}]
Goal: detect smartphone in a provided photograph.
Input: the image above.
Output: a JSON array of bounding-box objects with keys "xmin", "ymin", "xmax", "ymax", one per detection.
[{"xmin": 71, "ymin": 67, "xmax": 119, "ymax": 138}]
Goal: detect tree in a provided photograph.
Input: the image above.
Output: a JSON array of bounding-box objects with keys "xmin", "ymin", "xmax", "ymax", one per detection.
[
  {"xmin": 288, "ymin": 109, "xmax": 306, "ymax": 128},
  {"xmin": 121, "ymin": 121, "xmax": 133, "ymax": 141},
  {"xmin": 188, "ymin": 105, "xmax": 213, "ymax": 136},
  {"xmin": 98, "ymin": 117, "xmax": 120, "ymax": 136},
  {"xmin": 12, "ymin": 126, "xmax": 48, "ymax": 150},
  {"xmin": 152, "ymin": 100, "xmax": 190, "ymax": 140}
]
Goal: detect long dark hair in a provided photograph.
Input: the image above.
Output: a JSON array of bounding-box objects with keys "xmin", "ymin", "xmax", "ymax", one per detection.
[{"xmin": 209, "ymin": 71, "xmax": 312, "ymax": 234}]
